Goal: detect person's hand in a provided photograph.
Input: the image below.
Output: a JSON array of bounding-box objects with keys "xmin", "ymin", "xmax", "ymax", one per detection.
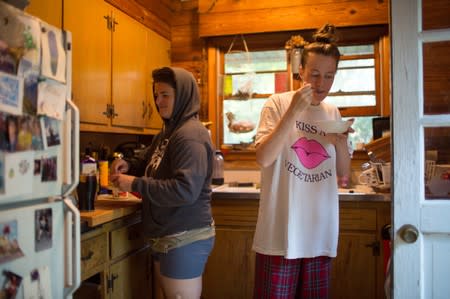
[
  {"xmin": 110, "ymin": 173, "xmax": 135, "ymax": 192},
  {"xmin": 110, "ymin": 158, "xmax": 129, "ymax": 175},
  {"xmin": 289, "ymin": 84, "xmax": 313, "ymax": 114}
]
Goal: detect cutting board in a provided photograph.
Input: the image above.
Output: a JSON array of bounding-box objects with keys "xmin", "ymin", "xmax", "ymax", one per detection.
[{"xmin": 80, "ymin": 194, "xmax": 142, "ymax": 227}]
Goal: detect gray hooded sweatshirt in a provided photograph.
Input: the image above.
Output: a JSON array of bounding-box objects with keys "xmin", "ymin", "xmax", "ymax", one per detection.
[{"xmin": 129, "ymin": 67, "xmax": 214, "ymax": 238}]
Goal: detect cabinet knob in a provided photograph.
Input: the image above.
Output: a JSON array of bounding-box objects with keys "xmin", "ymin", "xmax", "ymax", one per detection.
[{"xmin": 398, "ymin": 224, "xmax": 419, "ymax": 243}]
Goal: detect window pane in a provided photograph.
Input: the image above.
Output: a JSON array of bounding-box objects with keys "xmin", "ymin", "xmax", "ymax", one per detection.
[
  {"xmin": 339, "ymin": 59, "xmax": 374, "ymax": 68},
  {"xmin": 423, "ymin": 41, "xmax": 450, "ymax": 114},
  {"xmin": 225, "ymin": 50, "xmax": 287, "ymax": 73},
  {"xmin": 343, "ymin": 116, "xmax": 375, "ymax": 148},
  {"xmin": 326, "ymin": 95, "xmax": 376, "ymax": 107},
  {"xmin": 339, "ymin": 45, "xmax": 374, "ymax": 55},
  {"xmin": 331, "ymin": 67, "xmax": 375, "ymax": 93},
  {"xmin": 425, "ymin": 127, "xmax": 450, "ymax": 199},
  {"xmin": 230, "ymin": 73, "xmax": 275, "ymax": 96},
  {"xmin": 223, "ymin": 98, "xmax": 267, "ymax": 144}
]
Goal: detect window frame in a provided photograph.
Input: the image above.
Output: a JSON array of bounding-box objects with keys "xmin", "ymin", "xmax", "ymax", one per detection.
[{"xmin": 206, "ymin": 27, "xmax": 390, "ymax": 161}]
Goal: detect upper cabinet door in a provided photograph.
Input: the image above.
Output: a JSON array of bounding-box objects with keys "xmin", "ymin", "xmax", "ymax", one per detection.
[
  {"xmin": 64, "ymin": 0, "xmax": 111, "ymax": 126},
  {"xmin": 25, "ymin": 0, "xmax": 62, "ymax": 28},
  {"xmin": 111, "ymin": 9, "xmax": 148, "ymax": 129},
  {"xmin": 145, "ymin": 30, "xmax": 170, "ymax": 130}
]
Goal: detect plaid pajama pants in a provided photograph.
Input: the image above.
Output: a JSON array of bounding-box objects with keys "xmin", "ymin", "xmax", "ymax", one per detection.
[{"xmin": 253, "ymin": 253, "xmax": 332, "ymax": 299}]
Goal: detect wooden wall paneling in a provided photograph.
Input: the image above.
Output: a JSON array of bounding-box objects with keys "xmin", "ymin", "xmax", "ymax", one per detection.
[
  {"xmin": 198, "ymin": 0, "xmax": 389, "ymax": 37},
  {"xmin": 105, "ymin": 0, "xmax": 171, "ymax": 40},
  {"xmin": 380, "ymin": 35, "xmax": 391, "ymax": 116},
  {"xmin": 207, "ymin": 46, "xmax": 219, "ymax": 147}
]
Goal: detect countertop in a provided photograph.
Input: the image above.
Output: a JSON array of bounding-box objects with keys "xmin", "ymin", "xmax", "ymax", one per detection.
[
  {"xmin": 212, "ymin": 184, "xmax": 391, "ymax": 201},
  {"xmin": 80, "ymin": 193, "xmax": 142, "ymax": 228}
]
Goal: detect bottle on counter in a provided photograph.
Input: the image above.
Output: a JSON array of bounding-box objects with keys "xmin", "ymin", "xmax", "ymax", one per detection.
[{"xmin": 212, "ymin": 150, "xmax": 224, "ymax": 185}]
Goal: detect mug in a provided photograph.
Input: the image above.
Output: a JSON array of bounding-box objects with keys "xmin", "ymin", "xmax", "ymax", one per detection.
[
  {"xmin": 381, "ymin": 163, "xmax": 391, "ymax": 185},
  {"xmin": 359, "ymin": 168, "xmax": 379, "ymax": 186}
]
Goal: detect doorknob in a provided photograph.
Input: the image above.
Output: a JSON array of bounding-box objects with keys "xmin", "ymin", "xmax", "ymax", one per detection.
[{"xmin": 398, "ymin": 224, "xmax": 419, "ymax": 243}]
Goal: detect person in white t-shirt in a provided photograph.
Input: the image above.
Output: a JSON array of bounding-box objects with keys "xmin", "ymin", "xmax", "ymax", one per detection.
[{"xmin": 252, "ymin": 24, "xmax": 353, "ymax": 299}]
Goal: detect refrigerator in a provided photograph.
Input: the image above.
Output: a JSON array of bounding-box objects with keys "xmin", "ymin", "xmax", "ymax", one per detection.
[{"xmin": 0, "ymin": 2, "xmax": 81, "ymax": 298}]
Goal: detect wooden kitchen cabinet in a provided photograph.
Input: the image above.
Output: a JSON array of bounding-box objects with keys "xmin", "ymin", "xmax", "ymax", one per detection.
[
  {"xmin": 64, "ymin": 0, "xmax": 167, "ymax": 134},
  {"xmin": 204, "ymin": 196, "xmax": 390, "ymax": 299},
  {"xmin": 202, "ymin": 198, "xmax": 258, "ymax": 299},
  {"xmin": 75, "ymin": 212, "xmax": 152, "ymax": 299},
  {"xmin": 144, "ymin": 30, "xmax": 170, "ymax": 130}
]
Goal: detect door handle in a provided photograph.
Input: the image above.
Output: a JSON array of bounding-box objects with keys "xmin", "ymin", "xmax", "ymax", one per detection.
[{"xmin": 398, "ymin": 224, "xmax": 419, "ymax": 243}]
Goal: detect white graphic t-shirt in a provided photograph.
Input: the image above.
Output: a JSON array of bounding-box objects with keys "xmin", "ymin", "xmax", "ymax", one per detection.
[{"xmin": 252, "ymin": 91, "xmax": 341, "ymax": 259}]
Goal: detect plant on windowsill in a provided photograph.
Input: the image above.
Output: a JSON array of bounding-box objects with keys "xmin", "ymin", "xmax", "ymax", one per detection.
[{"xmin": 285, "ymin": 35, "xmax": 307, "ymax": 80}]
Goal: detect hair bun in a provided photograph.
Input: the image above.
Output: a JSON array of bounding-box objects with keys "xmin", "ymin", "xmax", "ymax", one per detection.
[{"xmin": 313, "ymin": 24, "xmax": 338, "ymax": 44}]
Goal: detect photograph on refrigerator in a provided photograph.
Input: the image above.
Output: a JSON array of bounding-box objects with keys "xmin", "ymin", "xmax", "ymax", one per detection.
[
  {"xmin": 0, "ymin": 270, "xmax": 22, "ymax": 299},
  {"xmin": 34, "ymin": 208, "xmax": 52, "ymax": 252},
  {"xmin": 0, "ymin": 220, "xmax": 24, "ymax": 265}
]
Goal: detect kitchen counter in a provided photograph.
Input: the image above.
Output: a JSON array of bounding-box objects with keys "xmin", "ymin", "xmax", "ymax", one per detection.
[{"xmin": 212, "ymin": 184, "xmax": 391, "ymax": 201}]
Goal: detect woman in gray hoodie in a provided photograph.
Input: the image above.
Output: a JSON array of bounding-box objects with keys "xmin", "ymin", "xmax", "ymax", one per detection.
[{"xmin": 110, "ymin": 67, "xmax": 215, "ymax": 299}]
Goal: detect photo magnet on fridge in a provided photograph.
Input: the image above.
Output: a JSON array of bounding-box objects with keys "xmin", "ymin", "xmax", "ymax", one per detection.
[
  {"xmin": 0, "ymin": 72, "xmax": 24, "ymax": 116},
  {"xmin": 40, "ymin": 116, "xmax": 60, "ymax": 149},
  {"xmin": 34, "ymin": 208, "xmax": 52, "ymax": 252}
]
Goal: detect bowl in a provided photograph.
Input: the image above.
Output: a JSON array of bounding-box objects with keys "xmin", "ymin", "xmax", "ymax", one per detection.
[{"xmin": 316, "ymin": 120, "xmax": 352, "ymax": 134}]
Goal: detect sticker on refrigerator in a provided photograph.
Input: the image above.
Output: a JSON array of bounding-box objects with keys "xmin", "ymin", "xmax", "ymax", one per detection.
[
  {"xmin": 23, "ymin": 266, "xmax": 52, "ymax": 299},
  {"xmin": 34, "ymin": 208, "xmax": 52, "ymax": 252},
  {"xmin": 40, "ymin": 23, "xmax": 65, "ymax": 83},
  {"xmin": 37, "ymin": 80, "xmax": 66, "ymax": 120},
  {"xmin": 1, "ymin": 151, "xmax": 33, "ymax": 197},
  {"xmin": 0, "ymin": 220, "xmax": 24, "ymax": 264},
  {"xmin": 0, "ymin": 270, "xmax": 22, "ymax": 299}
]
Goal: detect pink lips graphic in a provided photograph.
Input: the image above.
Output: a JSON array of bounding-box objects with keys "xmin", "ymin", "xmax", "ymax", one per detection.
[{"xmin": 291, "ymin": 137, "xmax": 330, "ymax": 169}]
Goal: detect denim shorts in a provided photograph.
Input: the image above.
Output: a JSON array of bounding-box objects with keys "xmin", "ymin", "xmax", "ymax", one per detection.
[{"xmin": 153, "ymin": 236, "xmax": 215, "ymax": 279}]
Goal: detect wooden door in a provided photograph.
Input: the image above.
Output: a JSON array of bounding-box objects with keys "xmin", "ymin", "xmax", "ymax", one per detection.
[
  {"xmin": 64, "ymin": 0, "xmax": 111, "ymax": 125},
  {"xmin": 145, "ymin": 30, "xmax": 170, "ymax": 131},
  {"xmin": 391, "ymin": 0, "xmax": 450, "ymax": 298},
  {"xmin": 111, "ymin": 8, "xmax": 148, "ymax": 128}
]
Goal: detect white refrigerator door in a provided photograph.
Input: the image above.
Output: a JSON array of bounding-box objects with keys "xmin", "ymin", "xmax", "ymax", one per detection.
[{"xmin": 0, "ymin": 199, "xmax": 80, "ymax": 298}]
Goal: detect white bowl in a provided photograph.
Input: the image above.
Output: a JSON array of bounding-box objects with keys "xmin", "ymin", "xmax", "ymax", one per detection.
[{"xmin": 316, "ymin": 120, "xmax": 352, "ymax": 134}]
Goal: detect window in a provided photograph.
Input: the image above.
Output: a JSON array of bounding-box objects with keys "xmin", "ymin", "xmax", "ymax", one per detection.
[{"xmin": 213, "ymin": 31, "xmax": 389, "ymax": 152}]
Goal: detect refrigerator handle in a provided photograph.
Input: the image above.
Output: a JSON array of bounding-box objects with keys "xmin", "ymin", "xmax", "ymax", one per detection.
[
  {"xmin": 63, "ymin": 98, "xmax": 80, "ymax": 197},
  {"xmin": 64, "ymin": 198, "xmax": 81, "ymax": 295}
]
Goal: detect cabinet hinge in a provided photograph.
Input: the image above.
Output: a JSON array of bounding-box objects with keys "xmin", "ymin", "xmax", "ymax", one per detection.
[
  {"xmin": 107, "ymin": 273, "xmax": 118, "ymax": 292},
  {"xmin": 102, "ymin": 104, "xmax": 118, "ymax": 119}
]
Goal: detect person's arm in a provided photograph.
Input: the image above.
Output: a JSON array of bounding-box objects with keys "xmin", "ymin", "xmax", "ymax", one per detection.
[{"xmin": 256, "ymin": 85, "xmax": 312, "ymax": 167}]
